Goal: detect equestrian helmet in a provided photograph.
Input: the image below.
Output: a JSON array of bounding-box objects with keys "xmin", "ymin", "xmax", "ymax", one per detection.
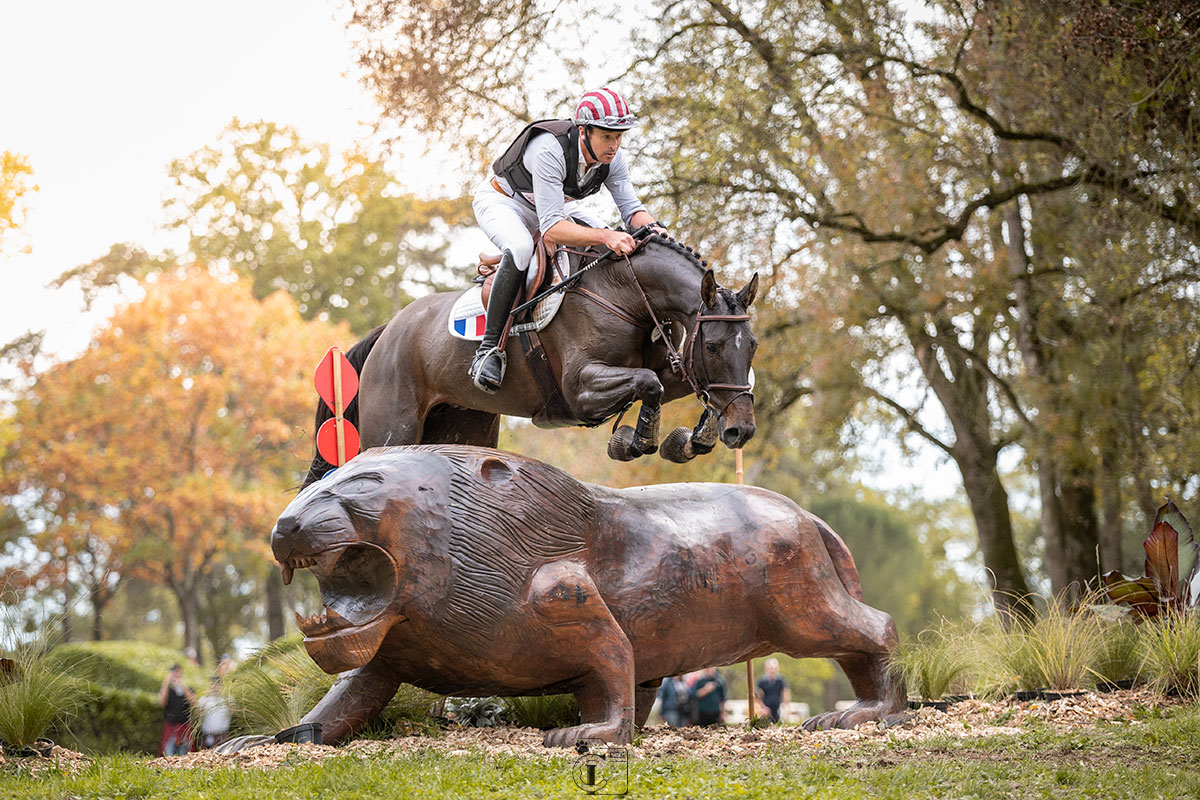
[{"xmin": 573, "ymin": 88, "xmax": 639, "ymax": 131}]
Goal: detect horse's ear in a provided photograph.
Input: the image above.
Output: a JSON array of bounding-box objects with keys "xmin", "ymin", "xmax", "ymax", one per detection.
[
  {"xmin": 737, "ymin": 273, "xmax": 759, "ymax": 308},
  {"xmin": 701, "ymin": 269, "xmax": 718, "ymax": 308}
]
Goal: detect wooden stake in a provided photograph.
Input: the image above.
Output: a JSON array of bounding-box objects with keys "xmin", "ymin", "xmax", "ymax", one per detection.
[
  {"xmin": 332, "ymin": 347, "xmax": 346, "ymax": 466},
  {"xmin": 737, "ymin": 447, "xmax": 755, "ymax": 724}
]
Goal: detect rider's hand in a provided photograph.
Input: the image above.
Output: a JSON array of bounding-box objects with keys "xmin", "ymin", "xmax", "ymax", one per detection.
[{"xmin": 601, "ymin": 230, "xmax": 636, "ymax": 256}]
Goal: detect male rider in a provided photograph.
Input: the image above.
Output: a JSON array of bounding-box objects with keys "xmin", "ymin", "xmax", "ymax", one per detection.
[{"xmin": 469, "ymin": 87, "xmax": 665, "ymax": 392}]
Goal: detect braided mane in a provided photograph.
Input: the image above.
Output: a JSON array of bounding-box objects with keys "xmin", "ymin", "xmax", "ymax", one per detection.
[{"xmin": 638, "ymin": 232, "xmax": 708, "ymax": 272}]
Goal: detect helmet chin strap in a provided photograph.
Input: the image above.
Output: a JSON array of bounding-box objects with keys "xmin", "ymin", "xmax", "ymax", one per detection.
[{"xmin": 580, "ymin": 125, "xmax": 600, "ymax": 164}]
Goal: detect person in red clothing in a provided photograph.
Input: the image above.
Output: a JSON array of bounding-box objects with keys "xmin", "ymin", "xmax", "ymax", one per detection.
[{"xmin": 157, "ymin": 664, "xmax": 196, "ymax": 756}]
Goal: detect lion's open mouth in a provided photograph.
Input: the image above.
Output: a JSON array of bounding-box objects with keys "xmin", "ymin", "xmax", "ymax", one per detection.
[{"xmin": 278, "ymin": 543, "xmax": 401, "ymax": 671}]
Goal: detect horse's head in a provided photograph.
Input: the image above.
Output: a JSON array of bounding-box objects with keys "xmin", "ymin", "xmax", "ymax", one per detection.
[{"xmin": 693, "ymin": 269, "xmax": 759, "ymax": 449}]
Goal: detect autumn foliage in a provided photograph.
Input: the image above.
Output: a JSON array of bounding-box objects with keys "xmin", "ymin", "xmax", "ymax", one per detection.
[{"xmin": 1, "ymin": 267, "xmax": 342, "ymax": 652}]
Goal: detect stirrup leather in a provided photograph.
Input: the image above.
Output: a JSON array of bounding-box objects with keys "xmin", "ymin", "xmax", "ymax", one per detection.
[{"xmin": 470, "ymin": 345, "xmax": 508, "ymax": 392}]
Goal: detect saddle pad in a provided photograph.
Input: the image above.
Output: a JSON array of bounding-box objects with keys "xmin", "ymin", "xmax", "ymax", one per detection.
[{"xmin": 447, "ymin": 278, "xmax": 566, "ymax": 341}]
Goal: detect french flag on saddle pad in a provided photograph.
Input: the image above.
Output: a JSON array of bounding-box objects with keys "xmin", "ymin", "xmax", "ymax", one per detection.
[
  {"xmin": 447, "ymin": 286, "xmax": 490, "ymax": 341},
  {"xmin": 454, "ymin": 312, "xmax": 486, "ymax": 338}
]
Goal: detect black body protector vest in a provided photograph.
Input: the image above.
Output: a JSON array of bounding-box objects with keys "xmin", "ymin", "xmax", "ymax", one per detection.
[{"xmin": 492, "ymin": 119, "xmax": 610, "ymax": 203}]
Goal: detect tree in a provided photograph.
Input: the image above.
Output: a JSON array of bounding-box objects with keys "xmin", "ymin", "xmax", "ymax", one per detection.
[
  {"xmin": 0, "ymin": 268, "xmax": 341, "ymax": 655},
  {"xmin": 0, "ymin": 151, "xmax": 36, "ymax": 257},
  {"xmin": 342, "ymin": 0, "xmax": 1200, "ymax": 614},
  {"xmin": 162, "ymin": 119, "xmax": 472, "ymax": 334}
]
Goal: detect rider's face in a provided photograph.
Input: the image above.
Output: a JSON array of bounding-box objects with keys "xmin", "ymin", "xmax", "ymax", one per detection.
[{"xmin": 582, "ymin": 127, "xmax": 624, "ymax": 165}]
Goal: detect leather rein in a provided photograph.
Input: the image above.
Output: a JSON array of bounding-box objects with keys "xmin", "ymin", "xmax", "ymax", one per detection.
[{"xmin": 557, "ymin": 238, "xmax": 753, "ymax": 418}]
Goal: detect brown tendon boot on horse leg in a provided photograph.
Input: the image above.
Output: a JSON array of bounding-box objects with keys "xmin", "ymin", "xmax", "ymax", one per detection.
[{"xmin": 470, "ymin": 250, "xmax": 522, "ymax": 393}]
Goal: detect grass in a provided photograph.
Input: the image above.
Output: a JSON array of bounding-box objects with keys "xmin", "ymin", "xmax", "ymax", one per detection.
[
  {"xmin": 1139, "ymin": 609, "xmax": 1200, "ymax": 698},
  {"xmin": 226, "ymin": 648, "xmax": 334, "ymax": 734},
  {"xmin": 1001, "ymin": 594, "xmax": 1109, "ymax": 692},
  {"xmin": 3, "ymin": 706, "xmax": 1200, "ymax": 799},
  {"xmin": 888, "ymin": 622, "xmax": 971, "ymax": 701},
  {"xmin": 0, "ymin": 600, "xmax": 89, "ymax": 749}
]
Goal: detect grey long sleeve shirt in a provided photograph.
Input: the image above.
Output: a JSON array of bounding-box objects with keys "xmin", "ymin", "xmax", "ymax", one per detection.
[{"xmin": 495, "ymin": 131, "xmax": 647, "ymax": 235}]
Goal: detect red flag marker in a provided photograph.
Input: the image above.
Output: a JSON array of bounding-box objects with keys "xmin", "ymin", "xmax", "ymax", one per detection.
[
  {"xmin": 314, "ymin": 348, "xmax": 359, "ymax": 414},
  {"xmin": 316, "ymin": 416, "xmax": 360, "ymax": 467},
  {"xmin": 313, "ymin": 346, "xmax": 361, "ymax": 466}
]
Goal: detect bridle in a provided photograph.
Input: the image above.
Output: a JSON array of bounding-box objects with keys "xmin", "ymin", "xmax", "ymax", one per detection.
[{"xmin": 560, "ymin": 239, "xmax": 754, "ymax": 420}]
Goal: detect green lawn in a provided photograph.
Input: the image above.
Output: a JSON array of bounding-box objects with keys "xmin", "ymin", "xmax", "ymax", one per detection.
[{"xmin": 4, "ymin": 707, "xmax": 1199, "ymax": 799}]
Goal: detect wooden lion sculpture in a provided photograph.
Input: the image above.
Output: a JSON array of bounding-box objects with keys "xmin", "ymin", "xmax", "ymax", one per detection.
[{"xmin": 271, "ymin": 445, "xmax": 905, "ymax": 746}]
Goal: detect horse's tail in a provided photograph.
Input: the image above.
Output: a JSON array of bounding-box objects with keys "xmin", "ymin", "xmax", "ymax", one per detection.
[
  {"xmin": 812, "ymin": 515, "xmax": 866, "ymax": 603},
  {"xmin": 302, "ymin": 324, "xmax": 387, "ymax": 488}
]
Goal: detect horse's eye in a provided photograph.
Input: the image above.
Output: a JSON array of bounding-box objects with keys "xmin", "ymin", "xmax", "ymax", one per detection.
[{"xmin": 705, "ymin": 342, "xmax": 720, "ymax": 355}]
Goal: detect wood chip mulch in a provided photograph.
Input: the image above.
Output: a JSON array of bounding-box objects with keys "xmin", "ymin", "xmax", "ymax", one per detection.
[
  {"xmin": 132, "ymin": 688, "xmax": 1191, "ymax": 771},
  {"xmin": 0, "ymin": 743, "xmax": 92, "ymax": 776}
]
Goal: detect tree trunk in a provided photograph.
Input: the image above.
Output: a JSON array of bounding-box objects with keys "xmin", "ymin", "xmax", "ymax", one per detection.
[
  {"xmin": 1036, "ymin": 457, "xmax": 1067, "ymax": 594},
  {"xmin": 90, "ymin": 585, "xmax": 107, "ymax": 642},
  {"xmin": 266, "ymin": 565, "xmax": 286, "ymax": 641},
  {"xmin": 1097, "ymin": 439, "xmax": 1123, "ymax": 573},
  {"xmin": 910, "ymin": 328, "xmax": 1032, "ymax": 619},
  {"xmin": 175, "ymin": 583, "xmax": 202, "ymax": 666},
  {"xmin": 955, "ymin": 451, "xmax": 1031, "ymax": 619},
  {"xmin": 1059, "ymin": 472, "xmax": 1102, "ymax": 594}
]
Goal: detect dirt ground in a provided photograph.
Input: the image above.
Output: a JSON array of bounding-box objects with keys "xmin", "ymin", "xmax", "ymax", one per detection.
[{"xmin": 5, "ymin": 688, "xmax": 1189, "ymax": 774}]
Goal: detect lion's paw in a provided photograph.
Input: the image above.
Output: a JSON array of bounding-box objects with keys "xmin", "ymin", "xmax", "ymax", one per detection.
[
  {"xmin": 802, "ymin": 700, "xmax": 896, "ymax": 732},
  {"xmin": 543, "ymin": 720, "xmax": 632, "ymax": 749}
]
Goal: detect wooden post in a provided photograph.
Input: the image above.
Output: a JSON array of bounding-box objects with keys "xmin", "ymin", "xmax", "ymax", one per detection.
[
  {"xmin": 738, "ymin": 447, "xmax": 755, "ymax": 723},
  {"xmin": 332, "ymin": 347, "xmax": 346, "ymax": 466}
]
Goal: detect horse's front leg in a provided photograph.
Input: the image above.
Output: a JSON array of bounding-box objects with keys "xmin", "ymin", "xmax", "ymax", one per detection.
[
  {"xmin": 660, "ymin": 407, "xmax": 719, "ymax": 463},
  {"xmin": 568, "ymin": 363, "xmax": 664, "ymax": 461}
]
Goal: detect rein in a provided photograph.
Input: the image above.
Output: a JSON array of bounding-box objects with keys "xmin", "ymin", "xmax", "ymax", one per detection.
[{"xmin": 555, "ymin": 238, "xmax": 753, "ymax": 418}]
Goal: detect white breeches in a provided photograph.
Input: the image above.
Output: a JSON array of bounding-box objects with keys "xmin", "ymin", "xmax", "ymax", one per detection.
[{"xmin": 472, "ymin": 178, "xmax": 605, "ymax": 272}]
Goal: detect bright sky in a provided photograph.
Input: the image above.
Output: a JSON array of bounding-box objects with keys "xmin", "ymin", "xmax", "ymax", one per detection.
[
  {"xmin": 0, "ymin": 0, "xmax": 967, "ymax": 502},
  {"xmin": 0, "ymin": 0, "xmax": 402, "ymax": 358}
]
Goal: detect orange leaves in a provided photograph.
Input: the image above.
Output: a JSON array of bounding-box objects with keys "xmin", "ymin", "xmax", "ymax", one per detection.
[{"xmin": 3, "ymin": 266, "xmax": 344, "ymax": 600}]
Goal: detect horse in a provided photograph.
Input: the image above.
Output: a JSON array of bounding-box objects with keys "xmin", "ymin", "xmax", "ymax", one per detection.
[{"xmin": 302, "ymin": 233, "xmax": 759, "ymax": 487}]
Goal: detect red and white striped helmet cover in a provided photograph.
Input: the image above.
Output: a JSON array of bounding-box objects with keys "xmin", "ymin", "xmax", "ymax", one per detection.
[{"xmin": 573, "ymin": 88, "xmax": 639, "ymax": 130}]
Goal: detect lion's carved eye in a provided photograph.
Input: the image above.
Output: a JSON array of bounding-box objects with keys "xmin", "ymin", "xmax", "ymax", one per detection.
[{"xmin": 335, "ymin": 473, "xmax": 384, "ymax": 497}]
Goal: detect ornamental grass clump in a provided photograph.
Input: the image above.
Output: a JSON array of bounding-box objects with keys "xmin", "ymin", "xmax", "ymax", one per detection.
[
  {"xmin": 1138, "ymin": 608, "xmax": 1200, "ymax": 698},
  {"xmin": 225, "ymin": 646, "xmax": 334, "ymax": 734},
  {"xmin": 504, "ymin": 694, "xmax": 580, "ymax": 729},
  {"xmin": 1092, "ymin": 614, "xmax": 1143, "ymax": 687},
  {"xmin": 0, "ymin": 601, "xmax": 88, "ymax": 750},
  {"xmin": 1005, "ymin": 593, "xmax": 1109, "ymax": 692},
  {"xmin": 888, "ymin": 622, "xmax": 971, "ymax": 702}
]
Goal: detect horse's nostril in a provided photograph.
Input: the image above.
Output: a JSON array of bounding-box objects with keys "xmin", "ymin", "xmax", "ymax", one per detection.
[{"xmin": 725, "ymin": 426, "xmax": 741, "ymax": 441}]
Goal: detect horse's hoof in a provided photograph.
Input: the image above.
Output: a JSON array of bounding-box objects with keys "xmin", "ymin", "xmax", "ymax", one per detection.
[
  {"xmin": 607, "ymin": 426, "xmax": 640, "ymax": 461},
  {"xmin": 659, "ymin": 427, "xmax": 694, "ymax": 463},
  {"xmin": 633, "ymin": 434, "xmax": 658, "ymax": 456}
]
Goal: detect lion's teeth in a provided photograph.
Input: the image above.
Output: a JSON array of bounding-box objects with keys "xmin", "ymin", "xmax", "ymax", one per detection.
[{"xmin": 280, "ymin": 564, "xmax": 294, "ymax": 586}]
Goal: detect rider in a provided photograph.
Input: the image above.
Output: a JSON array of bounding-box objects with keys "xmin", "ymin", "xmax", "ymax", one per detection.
[{"xmin": 469, "ymin": 87, "xmax": 666, "ymax": 393}]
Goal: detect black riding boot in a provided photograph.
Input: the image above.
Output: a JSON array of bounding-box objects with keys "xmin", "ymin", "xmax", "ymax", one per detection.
[{"xmin": 469, "ymin": 250, "xmax": 522, "ymax": 393}]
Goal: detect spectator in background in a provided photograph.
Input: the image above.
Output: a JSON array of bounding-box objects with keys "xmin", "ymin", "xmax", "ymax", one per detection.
[
  {"xmin": 755, "ymin": 658, "xmax": 792, "ymax": 724},
  {"xmin": 691, "ymin": 667, "xmax": 726, "ymax": 726},
  {"xmin": 215, "ymin": 653, "xmax": 234, "ymax": 678},
  {"xmin": 157, "ymin": 664, "xmax": 195, "ymax": 756},
  {"xmin": 197, "ymin": 676, "xmax": 232, "ymax": 749},
  {"xmin": 656, "ymin": 675, "xmax": 690, "ymax": 727}
]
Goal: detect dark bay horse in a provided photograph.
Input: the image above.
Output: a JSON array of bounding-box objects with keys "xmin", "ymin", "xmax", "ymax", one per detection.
[{"xmin": 304, "ymin": 234, "xmax": 759, "ymax": 486}]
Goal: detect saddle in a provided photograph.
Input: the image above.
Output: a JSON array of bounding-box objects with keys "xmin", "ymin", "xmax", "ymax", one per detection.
[
  {"xmin": 475, "ymin": 240, "xmax": 575, "ymax": 427},
  {"xmin": 475, "ymin": 237, "xmax": 563, "ymax": 310}
]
